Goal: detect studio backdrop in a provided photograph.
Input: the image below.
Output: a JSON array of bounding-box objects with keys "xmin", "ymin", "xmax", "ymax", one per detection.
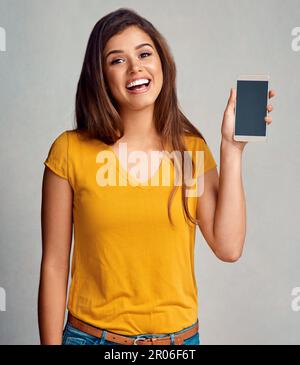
[{"xmin": 0, "ymin": 0, "xmax": 299, "ymax": 345}]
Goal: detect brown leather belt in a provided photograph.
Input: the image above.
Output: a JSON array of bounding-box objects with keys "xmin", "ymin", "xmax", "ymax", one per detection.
[{"xmin": 67, "ymin": 312, "xmax": 199, "ymax": 345}]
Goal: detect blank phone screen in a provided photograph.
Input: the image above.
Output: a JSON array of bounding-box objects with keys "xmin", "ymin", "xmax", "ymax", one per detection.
[{"xmin": 235, "ymin": 80, "xmax": 269, "ymax": 137}]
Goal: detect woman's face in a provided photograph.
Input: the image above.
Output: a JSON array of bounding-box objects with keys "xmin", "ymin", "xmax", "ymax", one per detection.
[{"xmin": 103, "ymin": 26, "xmax": 163, "ymax": 111}]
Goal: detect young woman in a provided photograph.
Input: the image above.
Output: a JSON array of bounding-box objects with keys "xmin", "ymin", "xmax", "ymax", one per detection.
[{"xmin": 38, "ymin": 8, "xmax": 275, "ymax": 345}]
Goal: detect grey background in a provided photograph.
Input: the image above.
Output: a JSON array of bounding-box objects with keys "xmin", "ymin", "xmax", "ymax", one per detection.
[{"xmin": 0, "ymin": 0, "xmax": 299, "ymax": 345}]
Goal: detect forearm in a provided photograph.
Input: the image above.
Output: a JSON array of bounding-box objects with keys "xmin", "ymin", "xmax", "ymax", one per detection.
[
  {"xmin": 213, "ymin": 139, "xmax": 246, "ymax": 261},
  {"xmin": 38, "ymin": 262, "xmax": 69, "ymax": 345}
]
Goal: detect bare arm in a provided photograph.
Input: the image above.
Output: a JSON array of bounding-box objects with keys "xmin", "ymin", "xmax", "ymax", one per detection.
[
  {"xmin": 196, "ymin": 142, "xmax": 246, "ymax": 263},
  {"xmin": 213, "ymin": 140, "xmax": 246, "ymax": 260},
  {"xmin": 197, "ymin": 139, "xmax": 246, "ymax": 261},
  {"xmin": 38, "ymin": 166, "xmax": 73, "ymax": 344}
]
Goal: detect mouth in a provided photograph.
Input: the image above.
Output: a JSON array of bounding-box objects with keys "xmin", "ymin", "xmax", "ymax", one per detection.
[{"xmin": 126, "ymin": 79, "xmax": 152, "ymax": 94}]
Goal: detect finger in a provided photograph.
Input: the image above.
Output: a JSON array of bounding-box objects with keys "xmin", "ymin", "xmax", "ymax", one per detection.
[
  {"xmin": 269, "ymin": 89, "xmax": 275, "ymax": 99},
  {"xmin": 265, "ymin": 116, "xmax": 272, "ymax": 123},
  {"xmin": 266, "ymin": 104, "xmax": 273, "ymax": 112}
]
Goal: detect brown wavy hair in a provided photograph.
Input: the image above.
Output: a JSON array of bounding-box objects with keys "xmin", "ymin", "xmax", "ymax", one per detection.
[{"xmin": 74, "ymin": 7, "xmax": 209, "ymax": 227}]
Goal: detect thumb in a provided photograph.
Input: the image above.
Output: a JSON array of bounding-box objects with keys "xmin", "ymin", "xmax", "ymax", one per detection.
[{"xmin": 226, "ymin": 88, "xmax": 236, "ymax": 110}]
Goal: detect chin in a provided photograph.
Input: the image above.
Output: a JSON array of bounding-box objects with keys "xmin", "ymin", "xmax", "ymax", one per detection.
[{"xmin": 128, "ymin": 101, "xmax": 156, "ymax": 111}]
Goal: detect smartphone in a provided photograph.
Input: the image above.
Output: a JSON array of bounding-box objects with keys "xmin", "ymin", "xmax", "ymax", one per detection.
[{"xmin": 234, "ymin": 74, "xmax": 270, "ymax": 142}]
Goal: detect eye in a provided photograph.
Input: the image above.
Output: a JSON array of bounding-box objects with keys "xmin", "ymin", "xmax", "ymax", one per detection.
[
  {"xmin": 111, "ymin": 58, "xmax": 123, "ymax": 65},
  {"xmin": 110, "ymin": 52, "xmax": 152, "ymax": 65},
  {"xmin": 140, "ymin": 52, "xmax": 152, "ymax": 58}
]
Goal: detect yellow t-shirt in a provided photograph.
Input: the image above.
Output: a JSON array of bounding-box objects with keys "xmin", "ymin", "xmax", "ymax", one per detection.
[{"xmin": 43, "ymin": 129, "xmax": 217, "ymax": 335}]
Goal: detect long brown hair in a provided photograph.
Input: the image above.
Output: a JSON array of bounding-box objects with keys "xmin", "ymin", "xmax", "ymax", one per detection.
[{"xmin": 74, "ymin": 7, "xmax": 209, "ymax": 227}]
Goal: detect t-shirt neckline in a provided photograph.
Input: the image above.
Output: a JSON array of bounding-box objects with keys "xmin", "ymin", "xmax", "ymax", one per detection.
[{"xmin": 105, "ymin": 144, "xmax": 169, "ymax": 189}]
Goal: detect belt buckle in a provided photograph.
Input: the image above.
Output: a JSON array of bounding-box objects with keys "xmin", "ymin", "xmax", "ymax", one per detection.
[
  {"xmin": 133, "ymin": 336, "xmax": 149, "ymax": 345},
  {"xmin": 133, "ymin": 335, "xmax": 165, "ymax": 345}
]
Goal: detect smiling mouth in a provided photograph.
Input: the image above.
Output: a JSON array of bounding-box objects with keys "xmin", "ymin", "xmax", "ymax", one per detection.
[{"xmin": 126, "ymin": 80, "xmax": 151, "ymax": 93}]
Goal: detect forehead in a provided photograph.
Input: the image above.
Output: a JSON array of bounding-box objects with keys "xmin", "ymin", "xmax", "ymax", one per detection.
[{"xmin": 104, "ymin": 26, "xmax": 154, "ymax": 51}]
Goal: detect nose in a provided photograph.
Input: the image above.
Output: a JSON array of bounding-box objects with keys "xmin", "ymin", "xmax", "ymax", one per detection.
[{"xmin": 127, "ymin": 56, "xmax": 143, "ymax": 73}]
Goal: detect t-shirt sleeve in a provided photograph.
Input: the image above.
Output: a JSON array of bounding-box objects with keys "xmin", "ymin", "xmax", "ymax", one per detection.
[
  {"xmin": 189, "ymin": 136, "xmax": 217, "ymax": 177},
  {"xmin": 44, "ymin": 131, "xmax": 69, "ymax": 180},
  {"xmin": 199, "ymin": 138, "xmax": 217, "ymax": 175}
]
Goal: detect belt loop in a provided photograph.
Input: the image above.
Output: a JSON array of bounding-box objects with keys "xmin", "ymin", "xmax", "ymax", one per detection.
[
  {"xmin": 170, "ymin": 333, "xmax": 175, "ymax": 345},
  {"xmin": 100, "ymin": 330, "xmax": 107, "ymax": 344}
]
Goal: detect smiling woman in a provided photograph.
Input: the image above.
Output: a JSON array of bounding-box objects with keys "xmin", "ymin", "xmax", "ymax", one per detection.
[{"xmin": 39, "ymin": 6, "xmax": 273, "ymax": 346}]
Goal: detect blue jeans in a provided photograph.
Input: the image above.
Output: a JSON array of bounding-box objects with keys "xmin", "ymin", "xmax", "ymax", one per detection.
[{"xmin": 62, "ymin": 319, "xmax": 200, "ymax": 345}]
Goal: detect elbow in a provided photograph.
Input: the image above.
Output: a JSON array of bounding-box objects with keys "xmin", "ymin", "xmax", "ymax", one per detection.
[
  {"xmin": 214, "ymin": 243, "xmax": 244, "ymax": 263},
  {"xmin": 217, "ymin": 251, "xmax": 242, "ymax": 263}
]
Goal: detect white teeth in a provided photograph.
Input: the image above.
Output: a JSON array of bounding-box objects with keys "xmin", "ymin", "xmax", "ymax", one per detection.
[{"xmin": 126, "ymin": 78, "xmax": 150, "ymax": 88}]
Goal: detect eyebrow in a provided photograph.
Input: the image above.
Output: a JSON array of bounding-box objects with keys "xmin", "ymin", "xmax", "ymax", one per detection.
[{"xmin": 105, "ymin": 43, "xmax": 154, "ymax": 60}]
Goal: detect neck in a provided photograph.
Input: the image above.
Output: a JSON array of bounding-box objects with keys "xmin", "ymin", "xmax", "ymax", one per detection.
[{"xmin": 119, "ymin": 104, "xmax": 159, "ymax": 144}]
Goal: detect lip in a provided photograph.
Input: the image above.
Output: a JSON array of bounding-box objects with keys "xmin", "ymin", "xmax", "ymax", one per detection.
[{"xmin": 126, "ymin": 80, "xmax": 152, "ymax": 95}]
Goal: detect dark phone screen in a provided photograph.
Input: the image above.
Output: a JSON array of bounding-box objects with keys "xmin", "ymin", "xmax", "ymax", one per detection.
[{"xmin": 235, "ymin": 80, "xmax": 269, "ymax": 137}]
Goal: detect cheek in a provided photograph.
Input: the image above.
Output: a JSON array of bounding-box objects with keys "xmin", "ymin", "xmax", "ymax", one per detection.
[
  {"xmin": 106, "ymin": 75, "xmax": 124, "ymax": 96},
  {"xmin": 154, "ymin": 64, "xmax": 163, "ymax": 87},
  {"xmin": 153, "ymin": 60, "xmax": 163, "ymax": 82}
]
